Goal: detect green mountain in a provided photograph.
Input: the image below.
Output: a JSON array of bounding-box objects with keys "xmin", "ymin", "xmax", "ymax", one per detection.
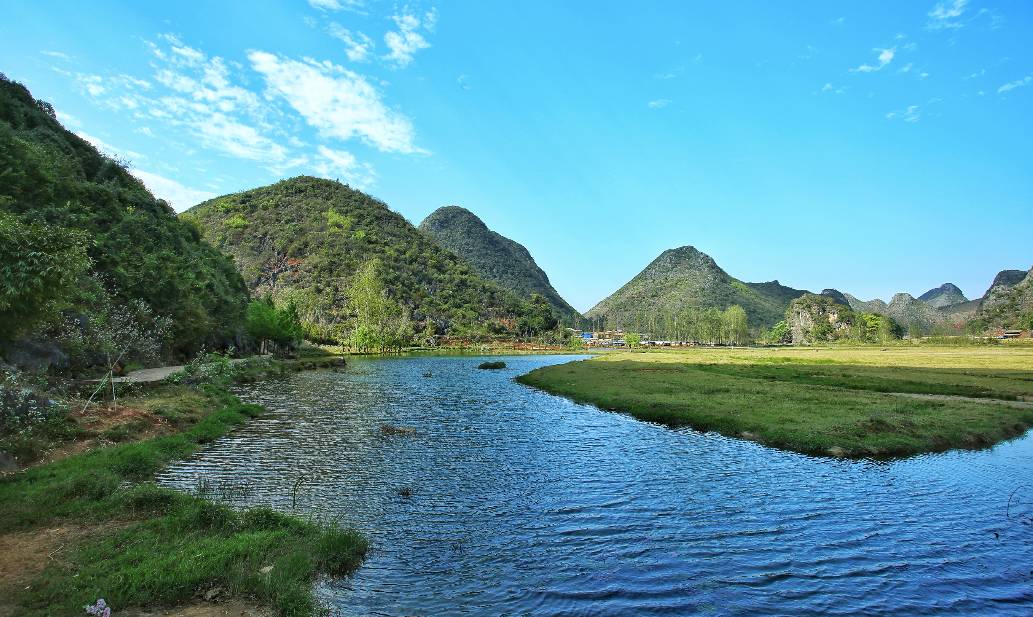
[
  {"xmin": 844, "ymin": 292, "xmax": 945, "ymax": 334},
  {"xmin": 918, "ymin": 283, "xmax": 968, "ymax": 308},
  {"xmin": 418, "ymin": 206, "xmax": 581, "ymax": 324},
  {"xmin": 183, "ymin": 177, "xmax": 527, "ymax": 338},
  {"xmin": 0, "ymin": 74, "xmax": 248, "ymax": 356},
  {"xmin": 978, "ymin": 267, "xmax": 1033, "ymax": 329},
  {"xmin": 585, "ymin": 246, "xmax": 807, "ymax": 330}
]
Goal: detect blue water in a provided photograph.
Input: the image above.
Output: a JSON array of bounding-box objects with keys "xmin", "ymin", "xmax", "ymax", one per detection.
[{"xmin": 158, "ymin": 355, "xmax": 1033, "ymax": 616}]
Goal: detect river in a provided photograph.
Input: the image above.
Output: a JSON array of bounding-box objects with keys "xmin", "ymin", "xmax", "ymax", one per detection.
[{"xmin": 158, "ymin": 354, "xmax": 1033, "ymax": 616}]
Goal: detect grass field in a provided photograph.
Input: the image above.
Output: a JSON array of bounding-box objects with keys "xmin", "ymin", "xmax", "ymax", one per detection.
[
  {"xmin": 517, "ymin": 346, "xmax": 1033, "ymax": 458},
  {"xmin": 0, "ymin": 386, "xmax": 366, "ymax": 617}
]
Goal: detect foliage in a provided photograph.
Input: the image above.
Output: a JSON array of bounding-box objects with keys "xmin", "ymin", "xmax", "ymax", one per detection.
[
  {"xmin": 851, "ymin": 312, "xmax": 901, "ymax": 343},
  {"xmin": 0, "ymin": 213, "xmax": 91, "ymax": 342},
  {"xmin": 0, "ymin": 365, "xmax": 77, "ymax": 463},
  {"xmin": 419, "ymin": 206, "xmax": 583, "ymax": 325},
  {"xmin": 185, "ymin": 176, "xmax": 528, "ymax": 339},
  {"xmin": 56, "ymin": 281, "xmax": 172, "ymax": 374},
  {"xmin": 347, "ymin": 259, "xmax": 415, "ymax": 352},
  {"xmin": 517, "ymin": 347, "xmax": 1033, "ymax": 458},
  {"xmin": 624, "ymin": 332, "xmax": 641, "ymax": 348},
  {"xmin": 518, "ymin": 293, "xmax": 559, "ymax": 336},
  {"xmin": 245, "ymin": 297, "xmax": 303, "ymax": 354},
  {"xmin": 0, "ymin": 74, "xmax": 249, "ymax": 356},
  {"xmin": 764, "ymin": 320, "xmax": 791, "ymax": 345}
]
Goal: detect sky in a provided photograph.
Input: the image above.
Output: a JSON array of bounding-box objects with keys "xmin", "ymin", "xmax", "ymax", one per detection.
[{"xmin": 2, "ymin": 0, "xmax": 1031, "ymax": 312}]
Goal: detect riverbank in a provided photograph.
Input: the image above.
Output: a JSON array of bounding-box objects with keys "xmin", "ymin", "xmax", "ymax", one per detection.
[
  {"xmin": 516, "ymin": 346, "xmax": 1033, "ymax": 458},
  {"xmin": 0, "ymin": 384, "xmax": 367, "ymax": 616}
]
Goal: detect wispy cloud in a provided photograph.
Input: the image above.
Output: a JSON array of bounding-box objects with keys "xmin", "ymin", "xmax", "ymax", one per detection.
[
  {"xmin": 313, "ymin": 145, "xmax": 376, "ymax": 188},
  {"xmin": 132, "ymin": 169, "xmax": 216, "ymax": 211},
  {"xmin": 850, "ymin": 47, "xmax": 896, "ymax": 73},
  {"xmin": 248, "ymin": 51, "xmax": 423, "ymax": 153},
  {"xmin": 456, "ymin": 74, "xmax": 471, "ymax": 90},
  {"xmin": 647, "ymin": 98, "xmax": 672, "ymax": 109},
  {"xmin": 383, "ymin": 8, "xmax": 436, "ymax": 67},
  {"xmin": 820, "ymin": 82, "xmax": 846, "ymax": 95},
  {"xmin": 885, "ymin": 105, "xmax": 922, "ymax": 123},
  {"xmin": 997, "ymin": 74, "xmax": 1032, "ymax": 94},
  {"xmin": 308, "ymin": 0, "xmax": 366, "ymax": 12},
  {"xmin": 926, "ymin": 0, "xmax": 969, "ymax": 30},
  {"xmin": 327, "ymin": 23, "xmax": 374, "ymax": 62},
  {"xmin": 41, "ymin": 50, "xmax": 72, "ymax": 61}
]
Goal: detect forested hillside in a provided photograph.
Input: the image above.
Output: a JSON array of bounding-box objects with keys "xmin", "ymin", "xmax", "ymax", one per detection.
[
  {"xmin": 184, "ymin": 177, "xmax": 530, "ymax": 340},
  {"xmin": 585, "ymin": 246, "xmax": 807, "ymax": 332},
  {"xmin": 419, "ymin": 206, "xmax": 582, "ymax": 324},
  {"xmin": 0, "ymin": 74, "xmax": 248, "ymax": 358}
]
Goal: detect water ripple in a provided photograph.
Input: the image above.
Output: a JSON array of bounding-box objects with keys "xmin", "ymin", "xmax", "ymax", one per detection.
[{"xmin": 158, "ymin": 355, "xmax": 1033, "ymax": 616}]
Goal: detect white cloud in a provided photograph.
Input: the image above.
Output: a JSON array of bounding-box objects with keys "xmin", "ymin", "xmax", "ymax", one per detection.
[
  {"xmin": 898, "ymin": 62, "xmax": 913, "ymax": 73},
  {"xmin": 132, "ymin": 169, "xmax": 216, "ymax": 212},
  {"xmin": 383, "ymin": 8, "xmax": 436, "ymax": 67},
  {"xmin": 327, "ymin": 23, "xmax": 374, "ymax": 62},
  {"xmin": 998, "ymin": 75, "xmax": 1033, "ymax": 93},
  {"xmin": 57, "ymin": 110, "xmax": 81, "ymax": 127},
  {"xmin": 927, "ymin": 0, "xmax": 968, "ymax": 30},
  {"xmin": 647, "ymin": 98, "xmax": 672, "ymax": 109},
  {"xmin": 41, "ymin": 50, "xmax": 72, "ymax": 61},
  {"xmin": 851, "ymin": 47, "xmax": 896, "ymax": 73},
  {"xmin": 308, "ymin": 0, "xmax": 365, "ymax": 11},
  {"xmin": 885, "ymin": 104, "xmax": 922, "ymax": 123},
  {"xmin": 456, "ymin": 74, "xmax": 471, "ymax": 90},
  {"xmin": 313, "ymin": 145, "xmax": 376, "ymax": 187},
  {"xmin": 820, "ymin": 82, "xmax": 845, "ymax": 95},
  {"xmin": 248, "ymin": 51, "xmax": 422, "ymax": 154}
]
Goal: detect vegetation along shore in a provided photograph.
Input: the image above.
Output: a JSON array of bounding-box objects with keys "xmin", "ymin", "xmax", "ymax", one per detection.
[{"xmin": 517, "ymin": 345, "xmax": 1033, "ymax": 459}]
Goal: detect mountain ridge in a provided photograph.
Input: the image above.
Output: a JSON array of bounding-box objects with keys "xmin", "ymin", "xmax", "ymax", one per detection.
[{"xmin": 418, "ymin": 206, "xmax": 581, "ymax": 324}]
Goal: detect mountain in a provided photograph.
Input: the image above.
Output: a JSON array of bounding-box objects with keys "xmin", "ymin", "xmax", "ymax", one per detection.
[
  {"xmin": 978, "ymin": 267, "xmax": 1033, "ymax": 329},
  {"xmin": 183, "ymin": 177, "xmax": 527, "ymax": 338},
  {"xmin": 585, "ymin": 246, "xmax": 807, "ymax": 329},
  {"xmin": 0, "ymin": 74, "xmax": 248, "ymax": 356},
  {"xmin": 820, "ymin": 288, "xmax": 851, "ymax": 307},
  {"xmin": 918, "ymin": 283, "xmax": 967, "ymax": 308},
  {"xmin": 419, "ymin": 206, "xmax": 581, "ymax": 324},
  {"xmin": 842, "ymin": 293, "xmax": 887, "ymax": 314},
  {"xmin": 984, "ymin": 269, "xmax": 1027, "ymax": 296},
  {"xmin": 884, "ymin": 293, "xmax": 947, "ymax": 333}
]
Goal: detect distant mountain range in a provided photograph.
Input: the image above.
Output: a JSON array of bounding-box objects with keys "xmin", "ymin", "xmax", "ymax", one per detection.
[
  {"xmin": 419, "ymin": 206, "xmax": 581, "ymax": 324},
  {"xmin": 586, "ymin": 245, "xmax": 1030, "ymax": 334}
]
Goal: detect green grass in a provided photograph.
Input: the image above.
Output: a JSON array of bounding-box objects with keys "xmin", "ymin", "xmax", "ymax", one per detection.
[
  {"xmin": 0, "ymin": 386, "xmax": 367, "ymax": 616},
  {"xmin": 517, "ymin": 347, "xmax": 1033, "ymax": 458}
]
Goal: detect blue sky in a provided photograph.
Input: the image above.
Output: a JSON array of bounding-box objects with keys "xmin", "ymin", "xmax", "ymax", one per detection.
[{"xmin": 2, "ymin": 0, "xmax": 1031, "ymax": 311}]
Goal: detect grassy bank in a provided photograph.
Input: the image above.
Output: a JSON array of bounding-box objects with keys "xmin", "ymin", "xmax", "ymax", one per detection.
[
  {"xmin": 517, "ymin": 346, "xmax": 1033, "ymax": 458},
  {"xmin": 0, "ymin": 385, "xmax": 366, "ymax": 616}
]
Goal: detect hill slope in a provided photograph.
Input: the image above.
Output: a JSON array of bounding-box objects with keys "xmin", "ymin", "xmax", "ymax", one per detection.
[
  {"xmin": 0, "ymin": 74, "xmax": 248, "ymax": 356},
  {"xmin": 419, "ymin": 206, "xmax": 581, "ymax": 324},
  {"xmin": 585, "ymin": 246, "xmax": 807, "ymax": 330},
  {"xmin": 183, "ymin": 177, "xmax": 527, "ymax": 338},
  {"xmin": 918, "ymin": 283, "xmax": 967, "ymax": 308},
  {"xmin": 978, "ymin": 267, "xmax": 1033, "ymax": 329}
]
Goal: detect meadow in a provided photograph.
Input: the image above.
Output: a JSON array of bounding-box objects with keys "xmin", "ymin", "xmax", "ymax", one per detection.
[{"xmin": 517, "ymin": 345, "xmax": 1033, "ymax": 458}]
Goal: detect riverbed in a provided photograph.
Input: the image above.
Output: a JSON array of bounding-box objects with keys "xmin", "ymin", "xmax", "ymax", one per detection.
[{"xmin": 159, "ymin": 354, "xmax": 1033, "ymax": 616}]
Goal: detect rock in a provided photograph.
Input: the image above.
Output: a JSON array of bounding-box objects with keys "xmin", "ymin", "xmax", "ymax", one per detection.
[
  {"xmin": 259, "ymin": 565, "xmax": 274, "ymax": 575},
  {"xmin": 203, "ymin": 587, "xmax": 225, "ymax": 602},
  {"xmin": 2, "ymin": 339, "xmax": 68, "ymax": 372}
]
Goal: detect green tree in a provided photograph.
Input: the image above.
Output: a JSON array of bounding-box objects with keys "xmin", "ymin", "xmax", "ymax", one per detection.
[
  {"xmin": 245, "ymin": 297, "xmax": 303, "ymax": 354},
  {"xmin": 519, "ymin": 293, "xmax": 558, "ymax": 337},
  {"xmin": 625, "ymin": 332, "xmax": 641, "ymax": 348},
  {"xmin": 347, "ymin": 259, "xmax": 412, "ymax": 352},
  {"xmin": 0, "ymin": 213, "xmax": 91, "ymax": 343},
  {"xmin": 721, "ymin": 305, "xmax": 749, "ymax": 345}
]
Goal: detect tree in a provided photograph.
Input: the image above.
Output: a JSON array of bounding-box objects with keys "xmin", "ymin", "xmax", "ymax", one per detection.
[
  {"xmin": 625, "ymin": 332, "xmax": 641, "ymax": 348},
  {"xmin": 347, "ymin": 259, "xmax": 412, "ymax": 352},
  {"xmin": 0, "ymin": 214, "xmax": 91, "ymax": 343},
  {"xmin": 519, "ymin": 293, "xmax": 558, "ymax": 337},
  {"xmin": 245, "ymin": 297, "xmax": 303, "ymax": 354},
  {"xmin": 721, "ymin": 305, "xmax": 749, "ymax": 345}
]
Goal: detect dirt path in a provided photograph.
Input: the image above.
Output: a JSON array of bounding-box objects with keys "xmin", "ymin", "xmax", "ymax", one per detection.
[{"xmin": 101, "ymin": 358, "xmax": 256, "ymax": 384}]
